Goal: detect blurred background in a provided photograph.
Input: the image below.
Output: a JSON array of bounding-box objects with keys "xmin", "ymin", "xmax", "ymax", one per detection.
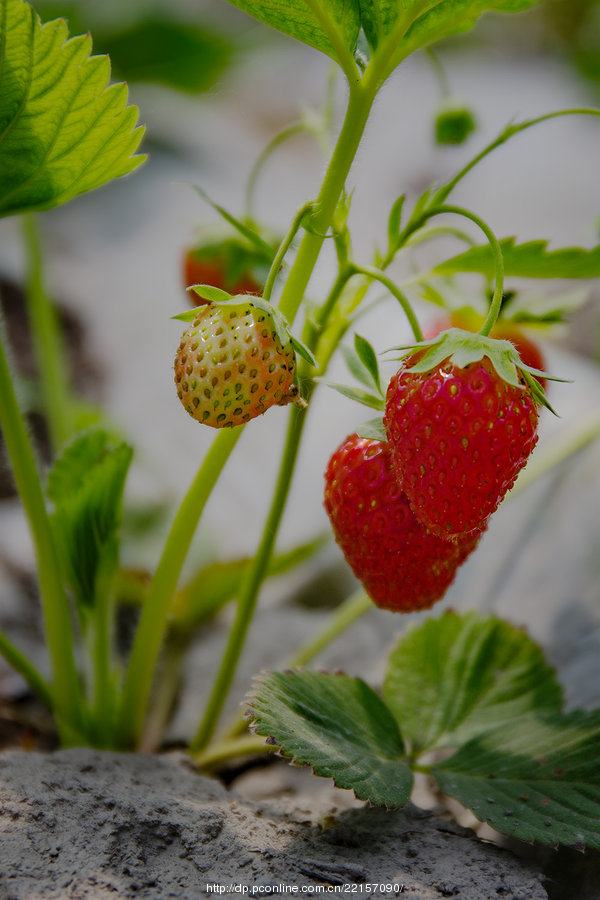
[{"xmin": 0, "ymin": 0, "xmax": 600, "ymax": 746}]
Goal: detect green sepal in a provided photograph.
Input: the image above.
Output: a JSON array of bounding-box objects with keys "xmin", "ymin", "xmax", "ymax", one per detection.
[
  {"xmin": 188, "ymin": 284, "xmax": 234, "ymax": 304},
  {"xmin": 356, "ymin": 416, "xmax": 387, "ymax": 442},
  {"xmin": 353, "ymin": 333, "xmax": 382, "ymax": 394},
  {"xmin": 190, "ymin": 184, "xmax": 275, "ymax": 255},
  {"xmin": 325, "ymin": 383, "xmax": 385, "ymax": 411},
  {"xmin": 387, "ymin": 194, "xmax": 406, "ymax": 248},
  {"xmin": 387, "ymin": 327, "xmax": 564, "ymax": 413}
]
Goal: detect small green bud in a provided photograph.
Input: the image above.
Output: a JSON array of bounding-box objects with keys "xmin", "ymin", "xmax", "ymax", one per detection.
[{"xmin": 434, "ymin": 104, "xmax": 476, "ymax": 145}]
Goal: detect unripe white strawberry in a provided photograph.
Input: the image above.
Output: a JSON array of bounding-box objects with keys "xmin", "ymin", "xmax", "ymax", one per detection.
[{"xmin": 174, "ymin": 298, "xmax": 300, "ymax": 428}]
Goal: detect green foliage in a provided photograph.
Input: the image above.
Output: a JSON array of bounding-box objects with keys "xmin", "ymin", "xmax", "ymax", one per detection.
[
  {"xmin": 250, "ymin": 669, "xmax": 413, "ymax": 806},
  {"xmin": 0, "ymin": 0, "xmax": 145, "ymax": 218},
  {"xmin": 248, "ymin": 613, "xmax": 600, "ymax": 847},
  {"xmin": 48, "ymin": 431, "xmax": 132, "ymax": 610},
  {"xmin": 32, "ymin": 3, "xmax": 234, "ymax": 94},
  {"xmin": 169, "ymin": 536, "xmax": 327, "ymax": 632},
  {"xmin": 434, "ymin": 238, "xmax": 600, "ymax": 280},
  {"xmin": 433, "ymin": 711, "xmax": 600, "ymax": 848},
  {"xmin": 382, "ymin": 612, "xmax": 563, "ymax": 755},
  {"xmin": 224, "ymin": 0, "xmax": 361, "ymax": 63}
]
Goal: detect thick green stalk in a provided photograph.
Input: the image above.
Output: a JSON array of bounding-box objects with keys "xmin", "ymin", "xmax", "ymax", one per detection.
[
  {"xmin": 0, "ymin": 319, "xmax": 84, "ymax": 740},
  {"xmin": 276, "ymin": 81, "xmax": 376, "ymax": 324},
  {"xmin": 115, "ymin": 426, "xmax": 242, "ymax": 748},
  {"xmin": 22, "ymin": 214, "xmax": 73, "ymax": 452},
  {"xmin": 190, "ymin": 79, "xmax": 382, "ymax": 752},
  {"xmin": 0, "ymin": 629, "xmax": 53, "ymax": 711},
  {"xmin": 190, "ymin": 403, "xmax": 307, "ymax": 752}
]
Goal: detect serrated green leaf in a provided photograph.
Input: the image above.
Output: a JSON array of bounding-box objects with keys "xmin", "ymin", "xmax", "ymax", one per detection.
[
  {"xmin": 249, "ymin": 669, "xmax": 413, "ymax": 806},
  {"xmin": 224, "ymin": 0, "xmax": 360, "ymax": 65},
  {"xmin": 383, "ymin": 612, "xmax": 563, "ymax": 755},
  {"xmin": 433, "ymin": 711, "xmax": 600, "ymax": 848},
  {"xmin": 434, "ymin": 238, "xmax": 600, "ymax": 280},
  {"xmin": 354, "ymin": 333, "xmax": 382, "ymax": 393},
  {"xmin": 358, "ymin": 0, "xmax": 399, "ymax": 50},
  {"xmin": 356, "ymin": 416, "xmax": 387, "ymax": 442},
  {"xmin": 49, "ymin": 430, "xmax": 132, "ymax": 609},
  {"xmin": 393, "ymin": 0, "xmax": 544, "ymax": 67},
  {"xmin": 326, "ymin": 382, "xmax": 385, "ymax": 410},
  {"xmin": 0, "ymin": 0, "xmax": 145, "ymax": 218}
]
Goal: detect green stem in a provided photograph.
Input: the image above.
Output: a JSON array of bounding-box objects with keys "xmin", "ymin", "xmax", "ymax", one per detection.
[
  {"xmin": 434, "ymin": 108, "xmax": 600, "ymax": 207},
  {"xmin": 286, "ymin": 589, "xmax": 372, "ymax": 667},
  {"xmin": 0, "ymin": 629, "xmax": 54, "ymax": 711},
  {"xmin": 91, "ymin": 591, "xmax": 114, "ymax": 747},
  {"xmin": 194, "ymin": 733, "xmax": 272, "ymax": 769},
  {"xmin": 222, "ymin": 588, "xmax": 372, "ymax": 741},
  {"xmin": 276, "ymin": 81, "xmax": 377, "ymax": 324},
  {"xmin": 349, "ymin": 265, "xmax": 424, "ymax": 341},
  {"xmin": 262, "ymin": 202, "xmax": 315, "ymax": 303},
  {"xmin": 509, "ymin": 411, "xmax": 600, "ymax": 498},
  {"xmin": 400, "ymin": 204, "xmax": 503, "ymax": 336},
  {"xmin": 190, "ymin": 403, "xmax": 307, "ymax": 753},
  {"xmin": 0, "ymin": 317, "xmax": 84, "ymax": 741},
  {"xmin": 245, "ymin": 123, "xmax": 307, "ymax": 221},
  {"xmin": 115, "ymin": 426, "xmax": 243, "ymax": 748},
  {"xmin": 22, "ymin": 214, "xmax": 73, "ymax": 452}
]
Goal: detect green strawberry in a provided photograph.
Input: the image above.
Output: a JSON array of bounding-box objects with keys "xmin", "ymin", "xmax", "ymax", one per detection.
[{"xmin": 174, "ymin": 298, "xmax": 300, "ymax": 428}]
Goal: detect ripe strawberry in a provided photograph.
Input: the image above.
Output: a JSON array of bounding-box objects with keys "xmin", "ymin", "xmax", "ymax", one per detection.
[
  {"xmin": 174, "ymin": 299, "xmax": 299, "ymax": 428},
  {"xmin": 323, "ymin": 434, "xmax": 482, "ymax": 612},
  {"xmin": 182, "ymin": 234, "xmax": 273, "ymax": 303},
  {"xmin": 384, "ymin": 352, "xmax": 539, "ymax": 538}
]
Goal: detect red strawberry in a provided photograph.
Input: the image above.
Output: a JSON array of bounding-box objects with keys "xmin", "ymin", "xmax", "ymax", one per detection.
[
  {"xmin": 383, "ymin": 353, "xmax": 539, "ymax": 538},
  {"xmin": 175, "ymin": 299, "xmax": 299, "ymax": 428},
  {"xmin": 323, "ymin": 434, "xmax": 482, "ymax": 612}
]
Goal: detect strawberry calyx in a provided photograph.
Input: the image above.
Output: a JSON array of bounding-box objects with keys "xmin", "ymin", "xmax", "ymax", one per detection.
[
  {"xmin": 388, "ymin": 327, "xmax": 565, "ymax": 414},
  {"xmin": 174, "ymin": 286, "xmax": 316, "ymax": 367}
]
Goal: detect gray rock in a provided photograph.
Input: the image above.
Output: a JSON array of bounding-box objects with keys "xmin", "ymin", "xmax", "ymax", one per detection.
[{"xmin": 0, "ymin": 748, "xmax": 547, "ymax": 899}]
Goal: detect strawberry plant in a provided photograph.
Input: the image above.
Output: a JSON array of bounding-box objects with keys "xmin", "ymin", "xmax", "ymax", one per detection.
[{"xmin": 1, "ymin": 0, "xmax": 600, "ymax": 857}]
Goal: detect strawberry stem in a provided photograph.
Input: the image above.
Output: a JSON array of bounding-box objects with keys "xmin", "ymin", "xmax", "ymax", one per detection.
[
  {"xmin": 262, "ymin": 201, "xmax": 316, "ymax": 302},
  {"xmin": 0, "ymin": 319, "xmax": 86, "ymax": 743},
  {"xmin": 114, "ymin": 426, "xmax": 243, "ymax": 749},
  {"xmin": 350, "ymin": 264, "xmax": 424, "ymax": 341},
  {"xmin": 22, "ymin": 214, "xmax": 74, "ymax": 452}
]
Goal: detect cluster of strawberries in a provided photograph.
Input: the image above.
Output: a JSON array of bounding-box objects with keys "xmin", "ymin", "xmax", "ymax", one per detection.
[{"xmin": 324, "ymin": 348, "xmax": 540, "ymax": 613}]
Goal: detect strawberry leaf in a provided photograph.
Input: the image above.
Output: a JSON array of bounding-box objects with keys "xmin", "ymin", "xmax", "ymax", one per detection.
[
  {"xmin": 248, "ymin": 669, "xmax": 413, "ymax": 806},
  {"xmin": 0, "ymin": 0, "xmax": 145, "ymax": 218},
  {"xmin": 48, "ymin": 430, "xmax": 132, "ymax": 611},
  {"xmin": 433, "ymin": 711, "xmax": 600, "ymax": 848},
  {"xmin": 223, "ymin": 0, "xmax": 361, "ymax": 65},
  {"xmin": 383, "ymin": 611, "xmax": 563, "ymax": 757},
  {"xmin": 433, "ymin": 238, "xmax": 600, "ymax": 280},
  {"xmin": 386, "ymin": 1, "xmax": 544, "ymax": 72}
]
